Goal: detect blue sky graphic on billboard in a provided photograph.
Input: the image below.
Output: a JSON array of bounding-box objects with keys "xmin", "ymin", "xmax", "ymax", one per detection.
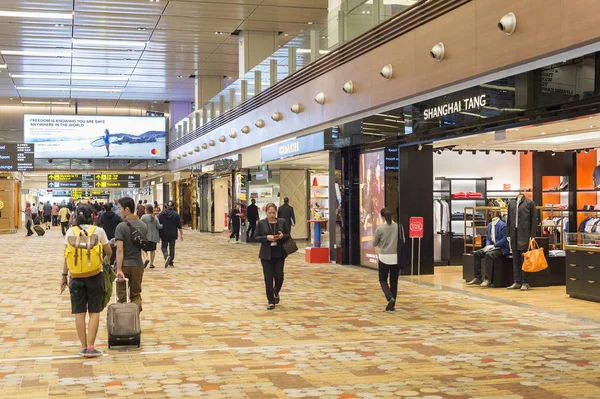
[{"xmin": 24, "ymin": 115, "xmax": 166, "ymax": 160}]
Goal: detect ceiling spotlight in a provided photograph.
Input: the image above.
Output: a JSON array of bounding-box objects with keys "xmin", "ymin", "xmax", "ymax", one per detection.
[
  {"xmin": 576, "ymin": 149, "xmax": 582, "ymax": 154},
  {"xmin": 55, "ymin": 23, "xmax": 65, "ymax": 27},
  {"xmin": 176, "ymin": 75, "xmax": 184, "ymax": 78},
  {"xmin": 214, "ymin": 31, "xmax": 224, "ymax": 35},
  {"xmin": 585, "ymin": 148, "xmax": 590, "ymax": 153},
  {"xmin": 137, "ymin": 27, "xmax": 147, "ymax": 31},
  {"xmin": 201, "ymin": 143, "xmax": 208, "ymax": 149},
  {"xmin": 497, "ymin": 12, "xmax": 517, "ymax": 35},
  {"xmin": 540, "ymin": 132, "xmax": 546, "ymax": 135},
  {"xmin": 208, "ymin": 140, "xmax": 215, "ymax": 146},
  {"xmin": 271, "ymin": 112, "xmax": 282, "ymax": 122},
  {"xmin": 511, "ymin": 150, "xmax": 517, "ymax": 155},
  {"xmin": 314, "ymin": 92, "xmax": 325, "ymax": 105},
  {"xmin": 342, "ymin": 81, "xmax": 354, "ymax": 94},
  {"xmin": 47, "ymin": 159, "xmax": 53, "ymax": 164},
  {"xmin": 471, "ymin": 150, "xmax": 477, "ymax": 155},
  {"xmin": 500, "ymin": 150, "xmax": 506, "ymax": 154},
  {"xmin": 241, "ymin": 126, "xmax": 250, "ymax": 134},
  {"xmin": 177, "ymin": 154, "xmax": 181, "ymax": 159},
  {"xmin": 290, "ymin": 103, "xmax": 302, "ymax": 114},
  {"xmin": 458, "ymin": 150, "xmax": 463, "ymax": 155},
  {"xmin": 417, "ymin": 144, "xmax": 423, "ymax": 151},
  {"xmin": 485, "ymin": 150, "xmax": 490, "ymax": 155},
  {"xmin": 188, "ymin": 149, "xmax": 193, "ymax": 155},
  {"xmin": 380, "ymin": 64, "xmax": 393, "ymax": 80},
  {"xmin": 255, "ymin": 119, "xmax": 265, "ymax": 128},
  {"xmin": 182, "ymin": 152, "xmax": 187, "ymax": 157},
  {"xmin": 430, "ymin": 42, "xmax": 445, "ymax": 61},
  {"xmin": 523, "ymin": 150, "xmax": 529, "ymax": 155},
  {"xmin": 194, "ymin": 146, "xmax": 200, "ymax": 152},
  {"xmin": 229, "ymin": 131, "xmax": 237, "ymax": 139},
  {"xmin": 307, "ymin": 21, "xmax": 314, "ymax": 25},
  {"xmin": 219, "ymin": 135, "xmax": 226, "ymax": 142},
  {"xmin": 551, "ymin": 151, "xmax": 556, "ymax": 156}
]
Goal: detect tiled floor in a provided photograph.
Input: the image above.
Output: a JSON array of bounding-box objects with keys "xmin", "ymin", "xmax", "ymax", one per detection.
[{"xmin": 1, "ymin": 228, "xmax": 600, "ymax": 398}]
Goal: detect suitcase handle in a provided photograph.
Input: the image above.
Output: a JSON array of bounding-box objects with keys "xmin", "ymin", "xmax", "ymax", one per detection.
[{"xmin": 113, "ymin": 278, "xmax": 130, "ymax": 304}]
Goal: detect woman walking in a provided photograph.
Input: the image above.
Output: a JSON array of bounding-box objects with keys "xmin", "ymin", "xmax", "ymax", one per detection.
[
  {"xmin": 141, "ymin": 204, "xmax": 162, "ymax": 268},
  {"xmin": 255, "ymin": 203, "xmax": 291, "ymax": 310},
  {"xmin": 373, "ymin": 207, "xmax": 405, "ymax": 312}
]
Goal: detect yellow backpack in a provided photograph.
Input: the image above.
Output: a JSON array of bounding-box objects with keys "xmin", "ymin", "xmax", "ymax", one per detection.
[{"xmin": 65, "ymin": 226, "xmax": 103, "ymax": 277}]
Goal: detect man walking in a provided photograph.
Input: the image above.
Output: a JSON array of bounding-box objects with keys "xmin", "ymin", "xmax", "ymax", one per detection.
[
  {"xmin": 115, "ymin": 197, "xmax": 148, "ymax": 311},
  {"xmin": 43, "ymin": 200, "xmax": 53, "ymax": 230},
  {"xmin": 158, "ymin": 200, "xmax": 183, "ymax": 268},
  {"xmin": 277, "ymin": 197, "xmax": 296, "ymax": 232},
  {"xmin": 58, "ymin": 205, "xmax": 71, "ymax": 236},
  {"xmin": 246, "ymin": 199, "xmax": 259, "ymax": 239}
]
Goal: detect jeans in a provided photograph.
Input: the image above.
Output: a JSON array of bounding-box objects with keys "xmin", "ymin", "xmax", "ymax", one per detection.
[
  {"xmin": 247, "ymin": 219, "xmax": 257, "ymax": 238},
  {"xmin": 61, "ymin": 221, "xmax": 69, "ymax": 236},
  {"xmin": 378, "ymin": 260, "xmax": 400, "ymax": 301},
  {"xmin": 161, "ymin": 238, "xmax": 176, "ymax": 263},
  {"xmin": 229, "ymin": 224, "xmax": 240, "ymax": 241},
  {"xmin": 261, "ymin": 258, "xmax": 285, "ymax": 304},
  {"xmin": 116, "ymin": 266, "xmax": 144, "ymax": 311},
  {"xmin": 473, "ymin": 247, "xmax": 504, "ymax": 280}
]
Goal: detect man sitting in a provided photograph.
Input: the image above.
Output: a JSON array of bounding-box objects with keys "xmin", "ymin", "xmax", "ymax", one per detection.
[{"xmin": 466, "ymin": 216, "xmax": 510, "ymax": 287}]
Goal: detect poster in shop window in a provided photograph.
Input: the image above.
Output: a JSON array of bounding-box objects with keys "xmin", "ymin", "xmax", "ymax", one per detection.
[{"xmin": 360, "ymin": 149, "xmax": 386, "ymax": 267}]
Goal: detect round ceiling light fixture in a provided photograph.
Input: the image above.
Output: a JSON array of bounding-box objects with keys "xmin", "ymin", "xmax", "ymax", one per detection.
[
  {"xmin": 241, "ymin": 125, "xmax": 250, "ymax": 134},
  {"xmin": 271, "ymin": 112, "xmax": 282, "ymax": 122},
  {"xmin": 255, "ymin": 119, "xmax": 265, "ymax": 128},
  {"xmin": 314, "ymin": 92, "xmax": 325, "ymax": 105},
  {"xmin": 342, "ymin": 81, "xmax": 354, "ymax": 94},
  {"xmin": 201, "ymin": 143, "xmax": 208, "ymax": 149},
  {"xmin": 380, "ymin": 64, "xmax": 393, "ymax": 80},
  {"xmin": 219, "ymin": 135, "xmax": 226, "ymax": 142},
  {"xmin": 194, "ymin": 146, "xmax": 200, "ymax": 152},
  {"xmin": 208, "ymin": 140, "xmax": 215, "ymax": 146},
  {"xmin": 229, "ymin": 131, "xmax": 237, "ymax": 138}
]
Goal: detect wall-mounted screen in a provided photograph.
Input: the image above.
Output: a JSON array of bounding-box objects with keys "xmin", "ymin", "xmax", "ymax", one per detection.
[{"xmin": 24, "ymin": 115, "xmax": 166, "ymax": 160}]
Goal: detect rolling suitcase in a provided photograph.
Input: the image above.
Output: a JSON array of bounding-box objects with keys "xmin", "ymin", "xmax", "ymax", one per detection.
[
  {"xmin": 107, "ymin": 278, "xmax": 141, "ymax": 348},
  {"xmin": 33, "ymin": 225, "xmax": 45, "ymax": 236}
]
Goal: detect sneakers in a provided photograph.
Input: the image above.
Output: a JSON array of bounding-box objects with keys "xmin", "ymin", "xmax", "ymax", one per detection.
[
  {"xmin": 274, "ymin": 293, "xmax": 280, "ymax": 305},
  {"xmin": 480, "ymin": 279, "xmax": 493, "ymax": 288},
  {"xmin": 79, "ymin": 348, "xmax": 88, "ymax": 357},
  {"xmin": 83, "ymin": 348, "xmax": 103, "ymax": 358},
  {"xmin": 386, "ymin": 297, "xmax": 396, "ymax": 311},
  {"xmin": 164, "ymin": 256, "xmax": 172, "ymax": 268},
  {"xmin": 466, "ymin": 278, "xmax": 482, "ymax": 286},
  {"xmin": 143, "ymin": 259, "xmax": 150, "ymax": 269},
  {"xmin": 507, "ymin": 283, "xmax": 522, "ymax": 290},
  {"xmin": 520, "ymin": 283, "xmax": 531, "ymax": 291}
]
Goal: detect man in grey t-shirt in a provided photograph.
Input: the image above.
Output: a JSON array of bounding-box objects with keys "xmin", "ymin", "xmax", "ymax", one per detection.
[{"xmin": 115, "ymin": 197, "xmax": 148, "ymax": 311}]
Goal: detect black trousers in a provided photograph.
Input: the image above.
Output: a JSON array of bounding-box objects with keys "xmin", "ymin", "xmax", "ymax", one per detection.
[
  {"xmin": 378, "ymin": 260, "xmax": 400, "ymax": 301},
  {"xmin": 511, "ymin": 234, "xmax": 526, "ymax": 284},
  {"xmin": 229, "ymin": 223, "xmax": 240, "ymax": 241},
  {"xmin": 261, "ymin": 258, "xmax": 285, "ymax": 304},
  {"xmin": 473, "ymin": 248, "xmax": 504, "ymax": 280},
  {"xmin": 161, "ymin": 238, "xmax": 176, "ymax": 262},
  {"xmin": 247, "ymin": 219, "xmax": 257, "ymax": 238},
  {"xmin": 26, "ymin": 220, "xmax": 34, "ymax": 236},
  {"xmin": 61, "ymin": 221, "xmax": 69, "ymax": 236}
]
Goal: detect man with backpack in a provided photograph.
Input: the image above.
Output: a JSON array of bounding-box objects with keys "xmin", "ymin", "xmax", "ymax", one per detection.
[
  {"xmin": 61, "ymin": 203, "xmax": 112, "ymax": 358},
  {"xmin": 114, "ymin": 197, "xmax": 148, "ymax": 311}
]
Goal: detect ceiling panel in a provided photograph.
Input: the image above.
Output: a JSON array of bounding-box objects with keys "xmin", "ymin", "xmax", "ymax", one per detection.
[{"xmin": 0, "ymin": 0, "xmax": 328, "ymax": 103}]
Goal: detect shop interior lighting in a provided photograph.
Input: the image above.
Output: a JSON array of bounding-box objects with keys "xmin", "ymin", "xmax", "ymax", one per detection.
[
  {"xmin": 22, "ymin": 101, "xmax": 70, "ymax": 105},
  {"xmin": 0, "ymin": 10, "xmax": 73, "ymax": 19},
  {"xmin": 11, "ymin": 74, "xmax": 129, "ymax": 81},
  {"xmin": 72, "ymin": 38, "xmax": 147, "ymax": 48},
  {"xmin": 457, "ymin": 150, "xmax": 463, "ymax": 155},
  {"xmin": 0, "ymin": 64, "xmax": 6, "ymax": 69},
  {"xmin": 16, "ymin": 87, "xmax": 122, "ymax": 92},
  {"xmin": 2, "ymin": 50, "xmax": 72, "ymax": 57},
  {"xmin": 471, "ymin": 150, "xmax": 477, "ymax": 155},
  {"xmin": 297, "ymin": 49, "xmax": 331, "ymax": 55}
]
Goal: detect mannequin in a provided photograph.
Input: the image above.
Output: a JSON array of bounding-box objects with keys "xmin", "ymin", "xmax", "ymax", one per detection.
[
  {"xmin": 593, "ymin": 162, "xmax": 600, "ymax": 188},
  {"xmin": 506, "ymin": 194, "xmax": 537, "ymax": 290},
  {"xmin": 466, "ymin": 215, "xmax": 510, "ymax": 287}
]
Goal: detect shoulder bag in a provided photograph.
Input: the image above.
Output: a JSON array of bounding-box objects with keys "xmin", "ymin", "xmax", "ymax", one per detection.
[{"xmin": 522, "ymin": 238, "xmax": 548, "ymax": 273}]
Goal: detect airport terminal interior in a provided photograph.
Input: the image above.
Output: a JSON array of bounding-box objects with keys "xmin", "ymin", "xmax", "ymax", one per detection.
[{"xmin": 1, "ymin": 0, "xmax": 600, "ymax": 398}]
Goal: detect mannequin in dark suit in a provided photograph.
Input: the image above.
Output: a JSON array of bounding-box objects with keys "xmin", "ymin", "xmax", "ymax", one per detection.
[
  {"xmin": 506, "ymin": 194, "xmax": 537, "ymax": 290},
  {"xmin": 255, "ymin": 203, "xmax": 291, "ymax": 309}
]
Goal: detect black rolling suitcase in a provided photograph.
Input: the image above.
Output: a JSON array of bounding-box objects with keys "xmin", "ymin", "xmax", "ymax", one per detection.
[
  {"xmin": 33, "ymin": 225, "xmax": 45, "ymax": 236},
  {"xmin": 107, "ymin": 278, "xmax": 141, "ymax": 348}
]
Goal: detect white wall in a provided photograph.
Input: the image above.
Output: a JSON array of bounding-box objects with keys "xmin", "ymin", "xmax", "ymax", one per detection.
[{"xmin": 433, "ymin": 151, "xmax": 521, "ymax": 261}]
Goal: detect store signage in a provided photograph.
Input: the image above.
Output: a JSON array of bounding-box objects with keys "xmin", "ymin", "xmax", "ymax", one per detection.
[
  {"xmin": 201, "ymin": 164, "xmax": 215, "ymax": 173},
  {"xmin": 423, "ymin": 95, "xmax": 487, "ymax": 120},
  {"xmin": 409, "ymin": 217, "xmax": 424, "ymax": 239},
  {"xmin": 0, "ymin": 143, "xmax": 34, "ymax": 171},
  {"xmin": 173, "ymin": 172, "xmax": 181, "ymax": 181},
  {"xmin": 47, "ymin": 173, "xmax": 140, "ymax": 189},
  {"xmin": 261, "ymin": 131, "xmax": 325, "ymax": 163},
  {"xmin": 384, "ymin": 147, "xmax": 399, "ymax": 171},
  {"xmin": 255, "ymin": 170, "xmax": 272, "ymax": 181}
]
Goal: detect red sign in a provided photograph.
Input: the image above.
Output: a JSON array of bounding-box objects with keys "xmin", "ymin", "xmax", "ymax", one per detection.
[{"xmin": 409, "ymin": 217, "xmax": 424, "ymax": 238}]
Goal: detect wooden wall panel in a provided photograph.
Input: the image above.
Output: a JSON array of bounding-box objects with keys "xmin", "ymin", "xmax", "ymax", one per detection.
[
  {"xmin": 562, "ymin": 0, "xmax": 600, "ymax": 46},
  {"xmin": 414, "ymin": 3, "xmax": 477, "ymax": 92},
  {"xmin": 369, "ymin": 31, "xmax": 416, "ymax": 107},
  {"xmin": 333, "ymin": 54, "xmax": 373, "ymax": 116},
  {"xmin": 476, "ymin": 0, "xmax": 563, "ymax": 73}
]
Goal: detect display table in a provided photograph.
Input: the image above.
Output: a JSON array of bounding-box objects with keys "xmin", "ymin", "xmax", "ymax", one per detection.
[{"xmin": 566, "ymin": 245, "xmax": 600, "ymax": 303}]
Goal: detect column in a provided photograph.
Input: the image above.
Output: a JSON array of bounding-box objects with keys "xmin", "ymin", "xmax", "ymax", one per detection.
[
  {"xmin": 229, "ymin": 87, "xmax": 235, "ymax": 109},
  {"xmin": 195, "ymin": 76, "xmax": 224, "ymax": 112},
  {"xmin": 241, "ymin": 80, "xmax": 248, "ymax": 102},
  {"xmin": 238, "ymin": 31, "xmax": 278, "ymax": 77},
  {"xmin": 310, "ymin": 29, "xmax": 320, "ymax": 63},
  {"xmin": 210, "ymin": 102, "xmax": 216, "ymax": 120},
  {"xmin": 372, "ymin": 0, "xmax": 382, "ymax": 26},
  {"xmin": 182, "ymin": 120, "xmax": 188, "ymax": 135},
  {"xmin": 288, "ymin": 47, "xmax": 297, "ymax": 76},
  {"xmin": 202, "ymin": 106, "xmax": 208, "ymax": 125},
  {"xmin": 254, "ymin": 70, "xmax": 262, "ymax": 95},
  {"xmin": 270, "ymin": 59, "xmax": 278, "ymax": 86},
  {"xmin": 194, "ymin": 110, "xmax": 201, "ymax": 129},
  {"xmin": 218, "ymin": 95, "xmax": 225, "ymax": 116}
]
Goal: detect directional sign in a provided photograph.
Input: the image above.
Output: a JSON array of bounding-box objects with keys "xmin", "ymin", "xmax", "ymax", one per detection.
[
  {"xmin": 48, "ymin": 173, "xmax": 140, "ymax": 189},
  {"xmin": 94, "ymin": 181, "xmax": 140, "ymax": 189},
  {"xmin": 0, "ymin": 143, "xmax": 34, "ymax": 171},
  {"xmin": 94, "ymin": 174, "xmax": 139, "ymax": 181}
]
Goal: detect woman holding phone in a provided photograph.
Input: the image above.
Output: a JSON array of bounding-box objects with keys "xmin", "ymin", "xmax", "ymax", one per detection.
[{"xmin": 255, "ymin": 203, "xmax": 291, "ymax": 310}]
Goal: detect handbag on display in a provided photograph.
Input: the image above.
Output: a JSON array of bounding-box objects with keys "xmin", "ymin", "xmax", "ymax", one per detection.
[
  {"xmin": 522, "ymin": 238, "xmax": 548, "ymax": 273},
  {"xmin": 283, "ymin": 238, "xmax": 299, "ymax": 255}
]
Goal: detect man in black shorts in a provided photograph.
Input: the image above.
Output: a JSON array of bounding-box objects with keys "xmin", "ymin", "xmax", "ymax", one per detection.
[{"xmin": 43, "ymin": 201, "xmax": 53, "ymax": 230}]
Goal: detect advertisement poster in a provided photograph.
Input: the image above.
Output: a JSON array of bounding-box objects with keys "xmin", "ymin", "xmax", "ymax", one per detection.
[
  {"xmin": 24, "ymin": 115, "xmax": 166, "ymax": 160},
  {"xmin": 360, "ymin": 149, "xmax": 385, "ymax": 267}
]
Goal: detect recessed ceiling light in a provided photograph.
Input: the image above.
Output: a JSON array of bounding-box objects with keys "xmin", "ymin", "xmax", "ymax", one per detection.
[
  {"xmin": 22, "ymin": 101, "xmax": 70, "ymax": 105},
  {"xmin": 565, "ymin": 128, "xmax": 570, "ymax": 131},
  {"xmin": 0, "ymin": 10, "xmax": 73, "ymax": 19},
  {"xmin": 137, "ymin": 27, "xmax": 147, "ymax": 31},
  {"xmin": 0, "ymin": 64, "xmax": 6, "ymax": 68},
  {"xmin": 591, "ymin": 125, "xmax": 596, "ymax": 128},
  {"xmin": 283, "ymin": 33, "xmax": 289, "ymax": 37},
  {"xmin": 15, "ymin": 86, "xmax": 122, "ymax": 92},
  {"xmin": 2, "ymin": 50, "xmax": 72, "ymax": 57},
  {"xmin": 307, "ymin": 21, "xmax": 314, "ymax": 25},
  {"xmin": 176, "ymin": 75, "xmax": 183, "ymax": 78},
  {"xmin": 55, "ymin": 23, "xmax": 65, "ymax": 27},
  {"xmin": 540, "ymin": 132, "xmax": 546, "ymax": 135},
  {"xmin": 72, "ymin": 38, "xmax": 147, "ymax": 48},
  {"xmin": 214, "ymin": 31, "xmax": 224, "ymax": 35}
]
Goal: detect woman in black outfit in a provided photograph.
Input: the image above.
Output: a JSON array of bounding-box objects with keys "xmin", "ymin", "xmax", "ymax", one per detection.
[
  {"xmin": 255, "ymin": 203, "xmax": 291, "ymax": 310},
  {"xmin": 98, "ymin": 202, "xmax": 122, "ymax": 265}
]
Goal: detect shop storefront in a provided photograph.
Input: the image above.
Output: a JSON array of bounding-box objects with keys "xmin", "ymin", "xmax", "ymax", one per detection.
[
  {"xmin": 194, "ymin": 156, "xmax": 237, "ymax": 233},
  {"xmin": 334, "ymin": 52, "xmax": 600, "ymax": 302}
]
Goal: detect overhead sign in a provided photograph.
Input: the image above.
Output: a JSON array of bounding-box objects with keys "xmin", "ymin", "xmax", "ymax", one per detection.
[
  {"xmin": 261, "ymin": 131, "xmax": 325, "ymax": 163},
  {"xmin": 0, "ymin": 143, "xmax": 35, "ymax": 171},
  {"xmin": 423, "ymin": 95, "xmax": 487, "ymax": 120},
  {"xmin": 47, "ymin": 173, "xmax": 140, "ymax": 189}
]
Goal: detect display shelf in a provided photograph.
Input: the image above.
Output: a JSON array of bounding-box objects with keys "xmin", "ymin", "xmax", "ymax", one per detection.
[
  {"xmin": 312, "ymin": 196, "xmax": 329, "ymax": 199},
  {"xmin": 487, "ymin": 189, "xmax": 531, "ymax": 193},
  {"xmin": 463, "ymin": 206, "xmax": 506, "ymax": 254},
  {"xmin": 311, "ymin": 185, "xmax": 328, "ymax": 189}
]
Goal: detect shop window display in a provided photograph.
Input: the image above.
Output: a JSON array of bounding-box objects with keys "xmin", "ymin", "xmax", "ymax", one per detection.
[{"xmin": 360, "ymin": 149, "xmax": 385, "ymax": 267}]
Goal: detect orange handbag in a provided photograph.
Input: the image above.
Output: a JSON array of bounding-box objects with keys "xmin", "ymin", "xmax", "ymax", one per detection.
[{"xmin": 522, "ymin": 239, "xmax": 548, "ymax": 273}]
